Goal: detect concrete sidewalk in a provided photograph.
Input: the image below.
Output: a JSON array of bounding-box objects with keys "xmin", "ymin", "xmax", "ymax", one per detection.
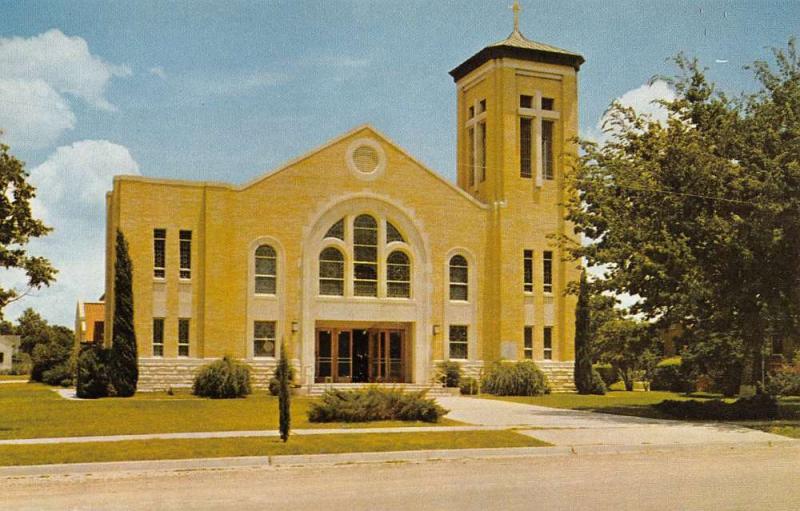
[
  {"xmin": 436, "ymin": 396, "xmax": 795, "ymax": 447},
  {"xmin": 0, "ymin": 425, "xmax": 508, "ymax": 446}
]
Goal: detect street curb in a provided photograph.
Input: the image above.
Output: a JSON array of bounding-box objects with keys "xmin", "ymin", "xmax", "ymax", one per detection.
[{"xmin": 0, "ymin": 440, "xmax": 796, "ymax": 478}]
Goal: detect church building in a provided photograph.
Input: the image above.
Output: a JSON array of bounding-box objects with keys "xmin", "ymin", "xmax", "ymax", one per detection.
[{"xmin": 101, "ymin": 12, "xmax": 584, "ymax": 391}]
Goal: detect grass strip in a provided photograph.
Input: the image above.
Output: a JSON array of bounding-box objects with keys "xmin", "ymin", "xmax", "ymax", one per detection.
[{"xmin": 0, "ymin": 430, "xmax": 548, "ymax": 466}]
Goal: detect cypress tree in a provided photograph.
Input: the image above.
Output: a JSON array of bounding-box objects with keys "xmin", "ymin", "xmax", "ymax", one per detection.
[
  {"xmin": 277, "ymin": 340, "xmax": 291, "ymax": 442},
  {"xmin": 574, "ymin": 271, "xmax": 594, "ymax": 394},
  {"xmin": 109, "ymin": 229, "xmax": 138, "ymax": 397}
]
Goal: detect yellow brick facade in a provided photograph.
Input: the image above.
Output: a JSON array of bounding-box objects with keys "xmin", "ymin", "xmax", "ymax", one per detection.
[{"xmin": 103, "ymin": 28, "xmax": 583, "ymax": 389}]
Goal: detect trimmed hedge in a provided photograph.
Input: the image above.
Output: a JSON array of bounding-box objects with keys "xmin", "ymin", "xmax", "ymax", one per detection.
[
  {"xmin": 650, "ymin": 357, "xmax": 693, "ymax": 393},
  {"xmin": 481, "ymin": 360, "xmax": 550, "ymax": 396},
  {"xmin": 655, "ymin": 394, "xmax": 779, "ymax": 421},
  {"xmin": 308, "ymin": 387, "xmax": 448, "ymax": 423},
  {"xmin": 437, "ymin": 361, "xmax": 462, "ymax": 388},
  {"xmin": 193, "ymin": 356, "xmax": 252, "ymax": 398}
]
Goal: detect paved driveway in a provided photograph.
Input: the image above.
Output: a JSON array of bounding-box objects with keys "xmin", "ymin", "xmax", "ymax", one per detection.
[{"xmin": 436, "ymin": 396, "xmax": 793, "ymax": 447}]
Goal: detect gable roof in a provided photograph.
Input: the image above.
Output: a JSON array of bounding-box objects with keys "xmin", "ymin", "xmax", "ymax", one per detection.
[
  {"xmin": 450, "ymin": 29, "xmax": 584, "ymax": 81},
  {"xmin": 241, "ymin": 124, "xmax": 488, "ymax": 209}
]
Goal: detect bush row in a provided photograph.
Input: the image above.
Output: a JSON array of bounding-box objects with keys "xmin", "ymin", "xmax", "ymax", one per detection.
[
  {"xmin": 308, "ymin": 387, "xmax": 447, "ymax": 423},
  {"xmin": 655, "ymin": 394, "xmax": 779, "ymax": 421}
]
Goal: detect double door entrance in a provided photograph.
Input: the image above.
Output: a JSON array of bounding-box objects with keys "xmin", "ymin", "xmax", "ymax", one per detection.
[{"xmin": 315, "ymin": 327, "xmax": 407, "ymax": 383}]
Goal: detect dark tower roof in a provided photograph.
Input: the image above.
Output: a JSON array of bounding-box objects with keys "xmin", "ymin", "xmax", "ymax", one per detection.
[{"xmin": 449, "ymin": 29, "xmax": 584, "ymax": 82}]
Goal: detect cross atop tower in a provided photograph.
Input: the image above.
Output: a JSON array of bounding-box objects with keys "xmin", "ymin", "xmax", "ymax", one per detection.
[{"xmin": 511, "ymin": 0, "xmax": 521, "ymax": 33}]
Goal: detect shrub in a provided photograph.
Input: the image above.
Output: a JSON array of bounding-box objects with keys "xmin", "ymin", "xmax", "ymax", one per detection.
[
  {"xmin": 481, "ymin": 360, "xmax": 550, "ymax": 396},
  {"xmin": 277, "ymin": 342, "xmax": 291, "ymax": 442},
  {"xmin": 308, "ymin": 387, "xmax": 448, "ymax": 423},
  {"xmin": 268, "ymin": 361, "xmax": 295, "ymax": 396},
  {"xmin": 30, "ymin": 335, "xmax": 72, "ymax": 383},
  {"xmin": 10, "ymin": 352, "xmax": 31, "ymax": 375},
  {"xmin": 766, "ymin": 368, "xmax": 800, "ymax": 396},
  {"xmin": 193, "ymin": 356, "xmax": 252, "ymax": 398},
  {"xmin": 109, "ymin": 230, "xmax": 138, "ymax": 397},
  {"xmin": 436, "ymin": 361, "xmax": 462, "ymax": 388},
  {"xmin": 654, "ymin": 393, "xmax": 779, "ymax": 421},
  {"xmin": 41, "ymin": 363, "xmax": 73, "ymax": 387},
  {"xmin": 459, "ymin": 376, "xmax": 479, "ymax": 395},
  {"xmin": 593, "ymin": 363, "xmax": 617, "ymax": 387},
  {"xmin": 650, "ymin": 357, "xmax": 693, "ymax": 392},
  {"xmin": 585, "ymin": 368, "xmax": 607, "ymax": 395},
  {"xmin": 76, "ymin": 345, "xmax": 110, "ymax": 399}
]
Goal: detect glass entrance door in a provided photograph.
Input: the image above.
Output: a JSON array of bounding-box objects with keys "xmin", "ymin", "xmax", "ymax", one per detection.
[
  {"xmin": 316, "ymin": 327, "xmax": 406, "ymax": 383},
  {"xmin": 368, "ymin": 329, "xmax": 405, "ymax": 383},
  {"xmin": 315, "ymin": 329, "xmax": 353, "ymax": 383}
]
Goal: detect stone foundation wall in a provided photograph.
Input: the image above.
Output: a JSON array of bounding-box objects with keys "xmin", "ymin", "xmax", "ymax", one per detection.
[{"xmin": 137, "ymin": 358, "xmax": 300, "ymax": 392}]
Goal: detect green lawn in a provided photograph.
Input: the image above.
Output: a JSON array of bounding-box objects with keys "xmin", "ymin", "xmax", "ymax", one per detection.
[
  {"xmin": 0, "ymin": 383, "xmax": 459, "ymax": 440},
  {"xmin": 0, "ymin": 430, "xmax": 548, "ymax": 466},
  {"xmin": 0, "ymin": 374, "xmax": 28, "ymax": 381},
  {"xmin": 483, "ymin": 391, "xmax": 800, "ymax": 438}
]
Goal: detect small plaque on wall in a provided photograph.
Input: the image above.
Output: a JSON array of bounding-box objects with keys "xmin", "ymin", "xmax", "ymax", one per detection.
[{"xmin": 501, "ymin": 341, "xmax": 517, "ymax": 360}]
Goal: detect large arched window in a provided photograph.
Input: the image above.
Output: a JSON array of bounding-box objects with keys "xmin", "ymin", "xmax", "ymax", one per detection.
[
  {"xmin": 319, "ymin": 247, "xmax": 345, "ymax": 296},
  {"xmin": 255, "ymin": 245, "xmax": 277, "ymax": 294},
  {"xmin": 386, "ymin": 251, "xmax": 411, "ymax": 298},
  {"xmin": 449, "ymin": 255, "xmax": 468, "ymax": 301},
  {"xmin": 353, "ymin": 214, "xmax": 378, "ymax": 296}
]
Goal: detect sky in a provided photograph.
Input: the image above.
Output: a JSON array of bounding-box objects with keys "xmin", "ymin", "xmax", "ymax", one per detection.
[{"xmin": 0, "ymin": 0, "xmax": 798, "ymax": 326}]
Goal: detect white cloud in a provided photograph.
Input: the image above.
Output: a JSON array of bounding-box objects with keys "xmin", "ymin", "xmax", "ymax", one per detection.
[
  {"xmin": 585, "ymin": 79, "xmax": 676, "ymax": 144},
  {"xmin": 3, "ymin": 140, "xmax": 139, "ymax": 325},
  {"xmin": 0, "ymin": 78, "xmax": 76, "ymax": 149},
  {"xmin": 149, "ymin": 66, "xmax": 167, "ymax": 79},
  {"xmin": 0, "ymin": 29, "xmax": 131, "ymax": 111}
]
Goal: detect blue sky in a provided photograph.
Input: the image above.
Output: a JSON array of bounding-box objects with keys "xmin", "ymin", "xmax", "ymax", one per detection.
[{"xmin": 0, "ymin": 0, "xmax": 798, "ymax": 325}]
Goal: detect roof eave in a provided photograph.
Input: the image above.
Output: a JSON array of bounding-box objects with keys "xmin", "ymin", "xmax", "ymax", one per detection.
[{"xmin": 449, "ymin": 45, "xmax": 584, "ymax": 82}]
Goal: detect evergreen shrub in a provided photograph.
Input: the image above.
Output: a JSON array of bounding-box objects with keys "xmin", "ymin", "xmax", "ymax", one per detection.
[
  {"xmin": 308, "ymin": 387, "xmax": 448, "ymax": 423},
  {"xmin": 481, "ymin": 360, "xmax": 550, "ymax": 396},
  {"xmin": 193, "ymin": 356, "xmax": 252, "ymax": 398},
  {"xmin": 650, "ymin": 357, "xmax": 693, "ymax": 392},
  {"xmin": 459, "ymin": 376, "xmax": 479, "ymax": 395},
  {"xmin": 268, "ymin": 362, "xmax": 295, "ymax": 396},
  {"xmin": 655, "ymin": 393, "xmax": 779, "ymax": 420},
  {"xmin": 76, "ymin": 345, "xmax": 111, "ymax": 399},
  {"xmin": 436, "ymin": 361, "xmax": 462, "ymax": 388}
]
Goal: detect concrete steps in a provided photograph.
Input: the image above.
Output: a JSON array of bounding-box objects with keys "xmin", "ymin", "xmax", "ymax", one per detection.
[{"xmin": 538, "ymin": 361, "xmax": 576, "ymax": 393}]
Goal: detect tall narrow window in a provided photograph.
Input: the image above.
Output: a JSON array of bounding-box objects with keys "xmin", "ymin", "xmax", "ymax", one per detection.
[
  {"xmin": 543, "ymin": 251, "xmax": 553, "ymax": 293},
  {"xmin": 254, "ymin": 321, "xmax": 276, "ymax": 357},
  {"xmin": 152, "ymin": 318, "xmax": 164, "ymax": 357},
  {"xmin": 386, "ymin": 251, "xmax": 411, "ymax": 298},
  {"xmin": 477, "ymin": 121, "xmax": 487, "ymax": 182},
  {"xmin": 93, "ymin": 321, "xmax": 105, "ymax": 343},
  {"xmin": 449, "ymin": 325, "xmax": 468, "ymax": 359},
  {"xmin": 353, "ymin": 215, "xmax": 378, "ymax": 297},
  {"xmin": 542, "ymin": 120, "xmax": 554, "ymax": 180},
  {"xmin": 153, "ymin": 228, "xmax": 166, "ymax": 278},
  {"xmin": 255, "ymin": 245, "xmax": 277, "ymax": 295},
  {"xmin": 467, "ymin": 127, "xmax": 475, "ymax": 187},
  {"xmin": 524, "ymin": 326, "xmax": 534, "ymax": 359},
  {"xmin": 543, "ymin": 326, "xmax": 553, "ymax": 360},
  {"xmin": 178, "ymin": 319, "xmax": 190, "ymax": 357},
  {"xmin": 520, "ymin": 118, "xmax": 532, "ymax": 178},
  {"xmin": 523, "ymin": 250, "xmax": 534, "ymax": 292},
  {"xmin": 179, "ymin": 230, "xmax": 192, "ymax": 279},
  {"xmin": 449, "ymin": 255, "xmax": 468, "ymax": 301},
  {"xmin": 319, "ymin": 247, "xmax": 345, "ymax": 296}
]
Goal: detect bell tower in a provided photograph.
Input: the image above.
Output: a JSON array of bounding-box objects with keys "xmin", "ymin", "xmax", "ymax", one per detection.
[{"xmin": 449, "ymin": 2, "xmax": 584, "ymax": 364}]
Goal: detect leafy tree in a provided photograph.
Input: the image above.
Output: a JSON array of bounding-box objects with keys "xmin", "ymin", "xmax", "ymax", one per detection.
[
  {"xmin": 595, "ymin": 318, "xmax": 657, "ymax": 391},
  {"xmin": 565, "ymin": 41, "xmax": 800, "ymax": 394},
  {"xmin": 277, "ymin": 341, "xmax": 291, "ymax": 442},
  {"xmin": 30, "ymin": 324, "xmax": 73, "ymax": 386},
  {"xmin": 0, "ymin": 140, "xmax": 57, "ymax": 316},
  {"xmin": 16, "ymin": 308, "xmax": 52, "ymax": 355},
  {"xmin": 109, "ymin": 230, "xmax": 138, "ymax": 396}
]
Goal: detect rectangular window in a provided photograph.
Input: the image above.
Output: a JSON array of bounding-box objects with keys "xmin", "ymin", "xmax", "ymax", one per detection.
[
  {"xmin": 542, "ymin": 97, "xmax": 555, "ymax": 111},
  {"xmin": 542, "ymin": 120, "xmax": 554, "ymax": 180},
  {"xmin": 152, "ymin": 318, "xmax": 164, "ymax": 357},
  {"xmin": 254, "ymin": 321, "xmax": 276, "ymax": 357},
  {"xmin": 0, "ymin": 353, "xmax": 4, "ymax": 364},
  {"xmin": 153, "ymin": 228, "xmax": 166, "ymax": 279},
  {"xmin": 93, "ymin": 321, "xmax": 105, "ymax": 343},
  {"xmin": 524, "ymin": 250, "xmax": 534, "ymax": 292},
  {"xmin": 449, "ymin": 325, "xmax": 468, "ymax": 360},
  {"xmin": 524, "ymin": 326, "xmax": 534, "ymax": 359},
  {"xmin": 467, "ymin": 126, "xmax": 475, "ymax": 187},
  {"xmin": 477, "ymin": 121, "xmax": 486, "ymax": 182},
  {"xmin": 543, "ymin": 251, "xmax": 553, "ymax": 293},
  {"xmin": 520, "ymin": 118, "xmax": 532, "ymax": 178},
  {"xmin": 543, "ymin": 326, "xmax": 553, "ymax": 360},
  {"xmin": 178, "ymin": 318, "xmax": 190, "ymax": 357},
  {"xmin": 478, "ymin": 99, "xmax": 486, "ymax": 113},
  {"xmin": 468, "ymin": 105, "xmax": 475, "ymax": 119},
  {"xmin": 179, "ymin": 230, "xmax": 192, "ymax": 279},
  {"xmin": 520, "ymin": 95, "xmax": 533, "ymax": 108}
]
